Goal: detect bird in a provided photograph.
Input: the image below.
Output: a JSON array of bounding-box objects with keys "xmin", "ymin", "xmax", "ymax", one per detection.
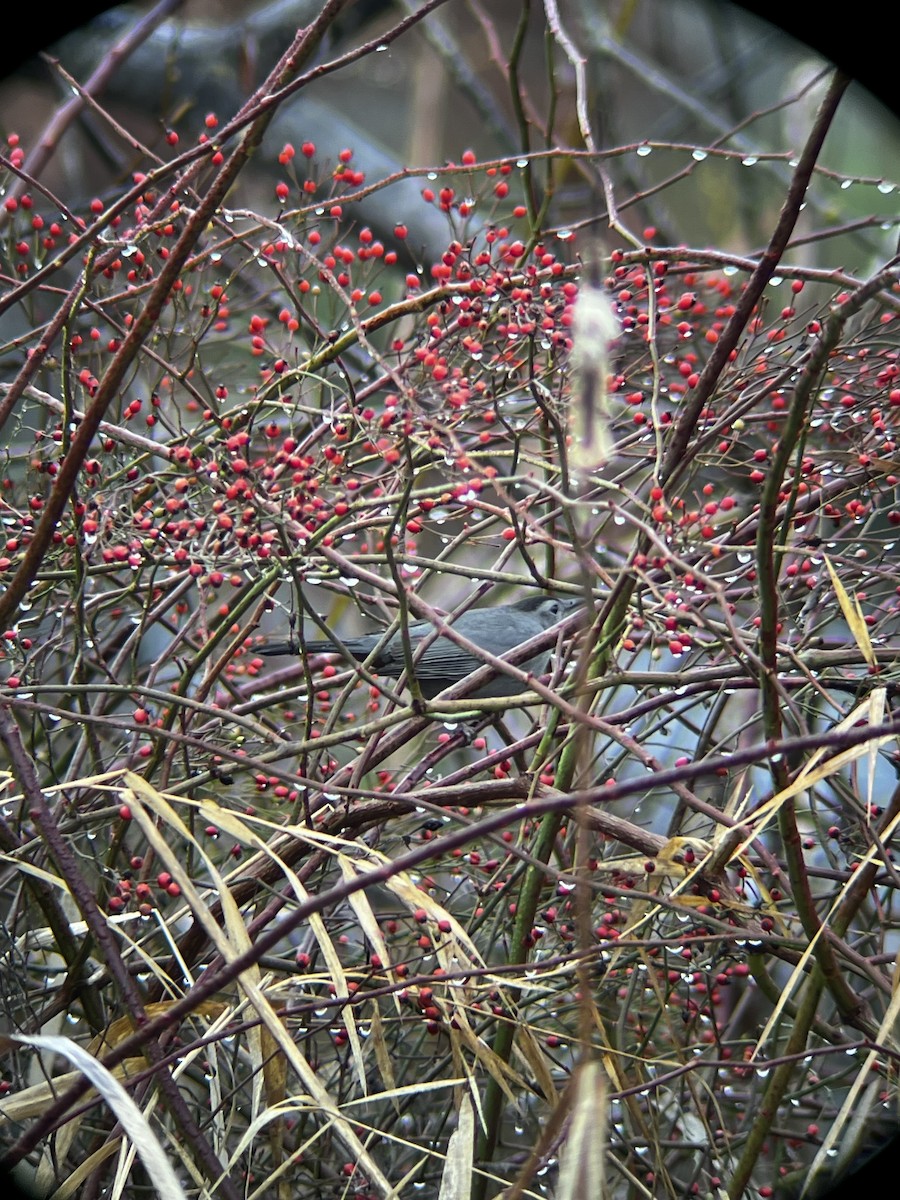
[{"xmin": 260, "ymin": 595, "xmax": 582, "ymax": 699}]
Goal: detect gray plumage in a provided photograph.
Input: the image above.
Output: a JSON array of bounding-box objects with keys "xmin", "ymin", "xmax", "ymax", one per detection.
[{"xmin": 261, "ymin": 595, "xmax": 581, "ymax": 699}]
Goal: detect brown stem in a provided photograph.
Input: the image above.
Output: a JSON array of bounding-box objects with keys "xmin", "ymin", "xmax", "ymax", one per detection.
[
  {"xmin": 0, "ymin": 1, "xmax": 352, "ymax": 635},
  {"xmin": 0, "ymin": 705, "xmax": 242, "ymax": 1199},
  {"xmin": 660, "ymin": 69, "xmax": 851, "ymax": 485}
]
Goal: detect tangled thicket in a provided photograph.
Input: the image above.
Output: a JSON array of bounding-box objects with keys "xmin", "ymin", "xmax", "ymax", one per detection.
[{"xmin": 1, "ymin": 3, "xmax": 900, "ymax": 1199}]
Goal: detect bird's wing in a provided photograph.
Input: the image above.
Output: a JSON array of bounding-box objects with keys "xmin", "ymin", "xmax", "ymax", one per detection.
[
  {"xmin": 380, "ymin": 634, "xmax": 487, "ymax": 681},
  {"xmin": 301, "ymin": 618, "xmax": 507, "ymax": 679}
]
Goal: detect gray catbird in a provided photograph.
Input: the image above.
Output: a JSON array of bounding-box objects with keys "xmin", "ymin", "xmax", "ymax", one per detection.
[{"xmin": 260, "ymin": 595, "xmax": 582, "ymax": 699}]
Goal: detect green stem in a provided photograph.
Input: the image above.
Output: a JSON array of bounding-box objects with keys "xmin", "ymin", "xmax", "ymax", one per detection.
[
  {"xmin": 755, "ymin": 265, "xmax": 899, "ymax": 1029},
  {"xmin": 727, "ymin": 971, "xmax": 825, "ymax": 1198},
  {"xmin": 473, "ymin": 707, "xmax": 586, "ymax": 1197}
]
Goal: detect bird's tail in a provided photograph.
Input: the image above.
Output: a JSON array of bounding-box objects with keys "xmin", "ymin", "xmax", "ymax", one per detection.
[{"xmin": 259, "ymin": 640, "xmax": 337, "ymax": 657}]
